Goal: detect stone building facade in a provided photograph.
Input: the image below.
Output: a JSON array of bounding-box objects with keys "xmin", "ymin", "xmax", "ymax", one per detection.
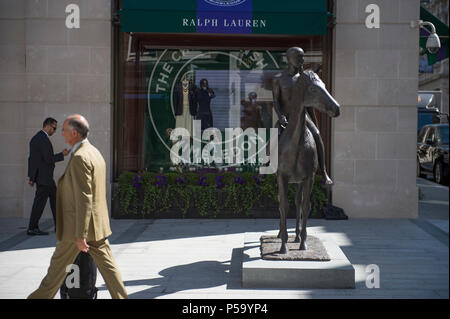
[
  {"xmin": 331, "ymin": 0, "xmax": 420, "ymax": 218},
  {"xmin": 0, "ymin": 0, "xmax": 112, "ymax": 218},
  {"xmin": 0, "ymin": 0, "xmax": 421, "ymax": 219}
]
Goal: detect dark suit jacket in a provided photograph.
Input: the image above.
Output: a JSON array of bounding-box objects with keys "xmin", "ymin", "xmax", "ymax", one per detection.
[{"xmin": 27, "ymin": 130, "xmax": 64, "ymax": 186}]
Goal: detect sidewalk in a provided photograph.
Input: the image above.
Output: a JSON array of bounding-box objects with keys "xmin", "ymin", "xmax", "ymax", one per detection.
[{"xmin": 0, "ymin": 179, "xmax": 447, "ymax": 299}]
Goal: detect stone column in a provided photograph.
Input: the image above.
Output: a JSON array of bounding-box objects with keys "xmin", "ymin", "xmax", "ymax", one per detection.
[
  {"xmin": 331, "ymin": 0, "xmax": 419, "ymax": 218},
  {"xmin": 0, "ymin": 0, "xmax": 111, "ymax": 218},
  {"xmin": 0, "ymin": 0, "xmax": 26, "ymax": 217}
]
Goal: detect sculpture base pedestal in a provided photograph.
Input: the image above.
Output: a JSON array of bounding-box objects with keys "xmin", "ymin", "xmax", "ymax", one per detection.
[{"xmin": 242, "ymin": 231, "xmax": 355, "ymax": 289}]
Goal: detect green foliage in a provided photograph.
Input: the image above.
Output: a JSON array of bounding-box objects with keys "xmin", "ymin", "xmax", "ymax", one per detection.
[
  {"xmin": 222, "ymin": 171, "xmax": 237, "ymax": 186},
  {"xmin": 115, "ymin": 170, "xmax": 329, "ymax": 218},
  {"xmin": 169, "ymin": 184, "xmax": 193, "ymax": 217},
  {"xmin": 310, "ymin": 175, "xmax": 328, "ymax": 218},
  {"xmin": 193, "ymin": 186, "xmax": 219, "ymax": 217},
  {"xmin": 224, "ymin": 184, "xmax": 260, "ymax": 216},
  {"xmin": 115, "ymin": 172, "xmax": 139, "ymax": 215}
]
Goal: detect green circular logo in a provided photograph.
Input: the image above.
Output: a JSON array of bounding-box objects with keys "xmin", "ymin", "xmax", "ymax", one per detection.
[{"xmin": 204, "ymin": 0, "xmax": 247, "ymax": 7}]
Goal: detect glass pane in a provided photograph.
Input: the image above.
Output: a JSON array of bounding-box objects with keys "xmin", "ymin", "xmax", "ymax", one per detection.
[
  {"xmin": 427, "ymin": 129, "xmax": 435, "ymax": 143},
  {"xmin": 438, "ymin": 126, "xmax": 449, "ymax": 144},
  {"xmin": 138, "ymin": 48, "xmax": 322, "ymax": 172}
]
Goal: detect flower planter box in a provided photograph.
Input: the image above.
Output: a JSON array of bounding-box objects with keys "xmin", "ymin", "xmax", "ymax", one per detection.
[{"xmin": 111, "ymin": 172, "xmax": 327, "ymax": 219}]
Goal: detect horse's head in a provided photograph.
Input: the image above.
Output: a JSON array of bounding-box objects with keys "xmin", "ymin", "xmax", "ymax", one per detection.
[{"xmin": 298, "ymin": 70, "xmax": 340, "ymax": 118}]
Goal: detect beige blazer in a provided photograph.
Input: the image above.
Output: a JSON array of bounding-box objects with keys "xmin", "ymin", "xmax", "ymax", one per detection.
[{"xmin": 56, "ymin": 141, "xmax": 112, "ymax": 242}]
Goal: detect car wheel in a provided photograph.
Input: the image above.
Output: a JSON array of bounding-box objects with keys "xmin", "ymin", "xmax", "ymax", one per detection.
[
  {"xmin": 434, "ymin": 161, "xmax": 443, "ymax": 184},
  {"xmin": 417, "ymin": 158, "xmax": 423, "ymax": 178}
]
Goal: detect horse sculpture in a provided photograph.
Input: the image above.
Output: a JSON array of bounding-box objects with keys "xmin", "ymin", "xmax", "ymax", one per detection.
[{"xmin": 276, "ymin": 70, "xmax": 340, "ymax": 254}]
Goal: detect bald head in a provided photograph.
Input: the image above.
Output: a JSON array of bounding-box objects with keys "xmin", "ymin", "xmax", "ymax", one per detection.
[
  {"xmin": 61, "ymin": 114, "xmax": 90, "ymax": 147},
  {"xmin": 286, "ymin": 47, "xmax": 305, "ymax": 73},
  {"xmin": 287, "ymin": 47, "xmax": 304, "ymax": 58},
  {"xmin": 66, "ymin": 114, "xmax": 89, "ymax": 139}
]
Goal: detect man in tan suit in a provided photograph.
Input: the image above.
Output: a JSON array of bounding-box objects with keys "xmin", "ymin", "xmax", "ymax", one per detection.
[{"xmin": 28, "ymin": 114, "xmax": 128, "ymax": 299}]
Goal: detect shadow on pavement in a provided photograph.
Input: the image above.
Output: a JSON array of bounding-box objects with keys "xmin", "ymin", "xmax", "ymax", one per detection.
[{"xmin": 98, "ymin": 247, "xmax": 258, "ymax": 298}]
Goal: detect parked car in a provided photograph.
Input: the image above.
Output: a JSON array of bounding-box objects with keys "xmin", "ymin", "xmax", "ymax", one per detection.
[{"xmin": 417, "ymin": 124, "xmax": 449, "ymax": 184}]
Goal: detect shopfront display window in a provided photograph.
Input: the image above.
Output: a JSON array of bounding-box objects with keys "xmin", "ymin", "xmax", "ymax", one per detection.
[
  {"xmin": 143, "ymin": 48, "xmax": 321, "ymax": 172},
  {"xmin": 114, "ymin": 30, "xmax": 330, "ymax": 178}
]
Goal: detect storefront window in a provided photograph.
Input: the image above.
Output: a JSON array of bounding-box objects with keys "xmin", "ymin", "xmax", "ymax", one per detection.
[
  {"xmin": 115, "ymin": 33, "xmax": 328, "ymax": 177},
  {"xmin": 145, "ymin": 48, "xmax": 324, "ymax": 172}
]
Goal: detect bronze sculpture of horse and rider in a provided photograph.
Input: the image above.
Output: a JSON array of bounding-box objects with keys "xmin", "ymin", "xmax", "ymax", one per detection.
[{"xmin": 272, "ymin": 47, "xmax": 340, "ymax": 254}]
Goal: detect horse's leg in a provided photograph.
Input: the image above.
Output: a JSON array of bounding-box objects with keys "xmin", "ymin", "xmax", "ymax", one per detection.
[
  {"xmin": 277, "ymin": 174, "xmax": 289, "ymax": 254},
  {"xmin": 299, "ymin": 177, "xmax": 314, "ymax": 250},
  {"xmin": 294, "ymin": 182, "xmax": 304, "ymax": 243},
  {"xmin": 276, "ymin": 177, "xmax": 282, "ymax": 239}
]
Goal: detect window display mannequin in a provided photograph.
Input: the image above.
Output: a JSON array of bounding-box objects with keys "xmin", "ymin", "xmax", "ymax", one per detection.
[
  {"xmin": 241, "ymin": 92, "xmax": 264, "ymax": 130},
  {"xmin": 194, "ymin": 78, "xmax": 215, "ymax": 131},
  {"xmin": 174, "ymin": 76, "xmax": 196, "ymax": 136}
]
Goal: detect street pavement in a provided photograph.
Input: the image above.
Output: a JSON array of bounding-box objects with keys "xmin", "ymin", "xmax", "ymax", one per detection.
[{"xmin": 0, "ymin": 177, "xmax": 447, "ymax": 299}]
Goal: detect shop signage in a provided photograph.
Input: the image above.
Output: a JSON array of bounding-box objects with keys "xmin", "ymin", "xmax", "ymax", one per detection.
[
  {"xmin": 120, "ymin": 0, "xmax": 328, "ymax": 35},
  {"xmin": 181, "ymin": 18, "xmax": 267, "ymax": 30}
]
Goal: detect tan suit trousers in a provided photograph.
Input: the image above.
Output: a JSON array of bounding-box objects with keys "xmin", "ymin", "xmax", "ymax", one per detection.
[{"xmin": 28, "ymin": 238, "xmax": 128, "ymax": 299}]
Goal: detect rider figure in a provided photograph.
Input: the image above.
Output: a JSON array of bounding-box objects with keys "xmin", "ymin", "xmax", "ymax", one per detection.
[{"xmin": 272, "ymin": 47, "xmax": 333, "ymax": 185}]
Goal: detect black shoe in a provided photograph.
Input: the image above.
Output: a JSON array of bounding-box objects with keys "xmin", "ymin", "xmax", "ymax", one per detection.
[
  {"xmin": 60, "ymin": 287, "xmax": 69, "ymax": 299},
  {"xmin": 27, "ymin": 228, "xmax": 49, "ymax": 236}
]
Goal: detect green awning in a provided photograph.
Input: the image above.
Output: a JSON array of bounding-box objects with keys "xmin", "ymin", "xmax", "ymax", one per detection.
[
  {"xmin": 420, "ymin": 6, "xmax": 449, "ymax": 65},
  {"xmin": 120, "ymin": 0, "xmax": 329, "ymax": 35}
]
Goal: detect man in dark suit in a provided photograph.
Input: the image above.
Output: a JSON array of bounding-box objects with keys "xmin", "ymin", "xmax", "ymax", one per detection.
[{"xmin": 27, "ymin": 117, "xmax": 69, "ymax": 235}]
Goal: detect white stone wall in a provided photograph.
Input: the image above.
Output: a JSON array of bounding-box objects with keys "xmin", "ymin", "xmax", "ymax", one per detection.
[
  {"xmin": 0, "ymin": 0, "xmax": 111, "ymax": 218},
  {"xmin": 331, "ymin": 0, "xmax": 420, "ymax": 218}
]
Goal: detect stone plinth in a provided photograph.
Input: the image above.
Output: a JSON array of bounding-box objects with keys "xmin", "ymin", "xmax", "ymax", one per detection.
[
  {"xmin": 242, "ymin": 232, "xmax": 355, "ymax": 289},
  {"xmin": 260, "ymin": 235, "xmax": 330, "ymax": 261}
]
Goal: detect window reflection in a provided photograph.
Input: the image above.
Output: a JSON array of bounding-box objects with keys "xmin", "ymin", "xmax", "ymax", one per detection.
[{"xmin": 119, "ymin": 43, "xmax": 323, "ymax": 173}]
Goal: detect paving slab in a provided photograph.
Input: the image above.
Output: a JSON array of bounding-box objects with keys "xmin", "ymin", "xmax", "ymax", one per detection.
[{"xmin": 0, "ymin": 217, "xmax": 447, "ymax": 299}]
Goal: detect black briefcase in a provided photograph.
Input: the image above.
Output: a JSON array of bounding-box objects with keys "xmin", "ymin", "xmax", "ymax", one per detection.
[{"xmin": 60, "ymin": 252, "xmax": 98, "ymax": 299}]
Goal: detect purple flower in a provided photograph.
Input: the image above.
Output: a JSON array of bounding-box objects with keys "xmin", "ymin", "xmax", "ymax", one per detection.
[
  {"xmin": 253, "ymin": 175, "xmax": 262, "ymax": 185},
  {"xmin": 133, "ymin": 172, "xmax": 142, "ymax": 188},
  {"xmin": 155, "ymin": 175, "xmax": 168, "ymax": 188},
  {"xmin": 176, "ymin": 176, "xmax": 188, "ymax": 188},
  {"xmin": 234, "ymin": 176, "xmax": 246, "ymax": 185},
  {"xmin": 197, "ymin": 176, "xmax": 207, "ymax": 187},
  {"xmin": 216, "ymin": 175, "xmax": 226, "ymax": 189}
]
